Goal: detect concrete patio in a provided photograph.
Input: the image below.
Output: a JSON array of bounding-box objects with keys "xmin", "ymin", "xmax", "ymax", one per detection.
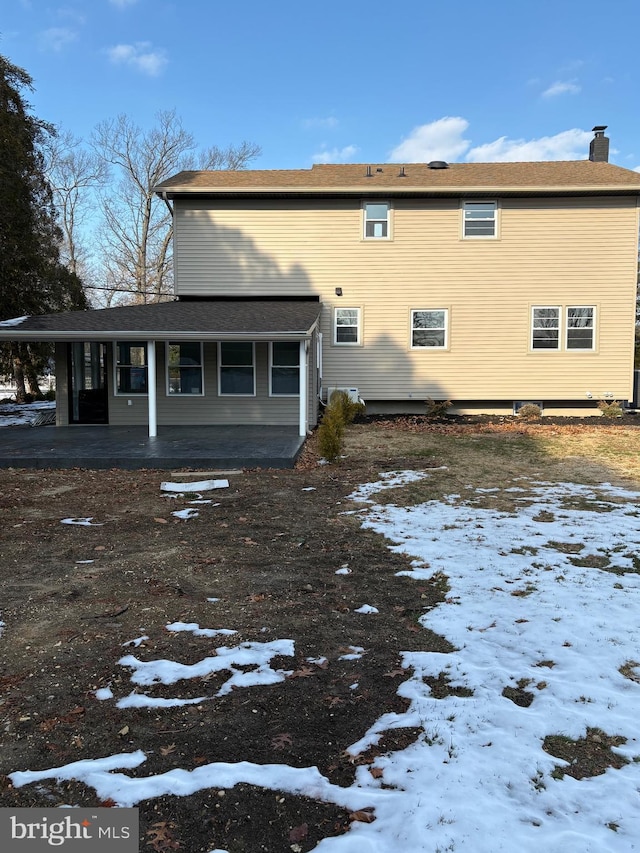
[{"xmin": 0, "ymin": 424, "xmax": 306, "ymax": 470}]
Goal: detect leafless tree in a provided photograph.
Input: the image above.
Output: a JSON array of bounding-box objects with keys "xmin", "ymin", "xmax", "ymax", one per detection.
[
  {"xmin": 91, "ymin": 110, "xmax": 260, "ymax": 305},
  {"xmin": 44, "ymin": 130, "xmax": 108, "ymax": 301}
]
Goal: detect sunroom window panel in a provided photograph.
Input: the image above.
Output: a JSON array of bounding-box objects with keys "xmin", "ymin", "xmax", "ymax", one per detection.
[
  {"xmin": 115, "ymin": 342, "xmax": 148, "ymax": 394},
  {"xmin": 167, "ymin": 342, "xmax": 203, "ymax": 394},
  {"xmin": 220, "ymin": 342, "xmax": 254, "ymax": 395},
  {"xmin": 272, "ymin": 342, "xmax": 300, "ymax": 395}
]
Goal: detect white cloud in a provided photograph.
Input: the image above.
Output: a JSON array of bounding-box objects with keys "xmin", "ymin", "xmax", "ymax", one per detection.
[
  {"xmin": 311, "ymin": 145, "xmax": 358, "ymax": 164},
  {"xmin": 542, "ymin": 80, "xmax": 581, "ymax": 98},
  {"xmin": 466, "ymin": 128, "xmax": 593, "ymax": 162},
  {"xmin": 38, "ymin": 26, "xmax": 77, "ymax": 52},
  {"xmin": 303, "ymin": 116, "xmax": 339, "ymax": 130},
  {"xmin": 109, "ymin": 0, "xmax": 140, "ymax": 7},
  {"xmin": 389, "ymin": 117, "xmax": 471, "ymax": 162},
  {"xmin": 106, "ymin": 42, "xmax": 168, "ymax": 76}
]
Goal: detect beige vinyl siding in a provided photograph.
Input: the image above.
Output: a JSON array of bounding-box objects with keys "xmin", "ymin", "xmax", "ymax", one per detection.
[{"xmin": 174, "ymin": 196, "xmax": 638, "ymax": 404}]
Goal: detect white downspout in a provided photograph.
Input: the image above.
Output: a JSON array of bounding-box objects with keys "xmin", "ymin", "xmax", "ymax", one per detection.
[
  {"xmin": 299, "ymin": 339, "xmax": 307, "ymax": 437},
  {"xmin": 147, "ymin": 339, "xmax": 157, "ymax": 437}
]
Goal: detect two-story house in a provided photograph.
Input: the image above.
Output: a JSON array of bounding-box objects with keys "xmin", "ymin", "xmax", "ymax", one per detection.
[{"xmin": 1, "ymin": 127, "xmax": 639, "ymax": 434}]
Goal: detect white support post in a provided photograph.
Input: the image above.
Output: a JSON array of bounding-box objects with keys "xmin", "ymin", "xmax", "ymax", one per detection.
[
  {"xmin": 299, "ymin": 339, "xmax": 307, "ymax": 437},
  {"xmin": 147, "ymin": 339, "xmax": 157, "ymax": 437}
]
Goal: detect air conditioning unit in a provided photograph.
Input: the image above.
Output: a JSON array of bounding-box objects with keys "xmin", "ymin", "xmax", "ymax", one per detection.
[{"xmin": 327, "ymin": 387, "xmax": 359, "ymax": 404}]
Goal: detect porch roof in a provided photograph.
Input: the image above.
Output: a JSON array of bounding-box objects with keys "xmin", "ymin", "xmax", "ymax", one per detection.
[{"xmin": 0, "ymin": 298, "xmax": 322, "ymax": 342}]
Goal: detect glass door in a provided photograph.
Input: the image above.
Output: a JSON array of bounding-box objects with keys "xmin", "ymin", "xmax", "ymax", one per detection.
[{"xmin": 68, "ymin": 342, "xmax": 108, "ymax": 424}]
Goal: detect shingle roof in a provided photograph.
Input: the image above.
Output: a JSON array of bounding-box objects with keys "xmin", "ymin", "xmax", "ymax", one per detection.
[
  {"xmin": 0, "ymin": 300, "xmax": 322, "ymax": 341},
  {"xmin": 156, "ymin": 160, "xmax": 640, "ymax": 196}
]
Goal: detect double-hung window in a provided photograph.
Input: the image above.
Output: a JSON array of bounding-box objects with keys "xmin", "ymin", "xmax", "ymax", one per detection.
[
  {"xmin": 270, "ymin": 342, "xmax": 300, "ymax": 395},
  {"xmin": 531, "ymin": 307, "xmax": 560, "ymax": 350},
  {"xmin": 463, "ymin": 201, "xmax": 497, "ymax": 238},
  {"xmin": 166, "ymin": 342, "xmax": 203, "ymax": 394},
  {"xmin": 219, "ymin": 342, "xmax": 255, "ymax": 395},
  {"xmin": 115, "ymin": 342, "xmax": 148, "ymax": 394},
  {"xmin": 411, "ymin": 310, "xmax": 448, "ymax": 349},
  {"xmin": 531, "ymin": 306, "xmax": 596, "ymax": 351},
  {"xmin": 566, "ymin": 306, "xmax": 595, "ymax": 350},
  {"xmin": 334, "ymin": 307, "xmax": 361, "ymax": 345},
  {"xmin": 363, "ymin": 202, "xmax": 390, "ymax": 239}
]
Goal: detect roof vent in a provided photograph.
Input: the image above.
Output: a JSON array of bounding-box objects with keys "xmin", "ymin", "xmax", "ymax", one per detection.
[
  {"xmin": 427, "ymin": 160, "xmax": 449, "ymax": 169},
  {"xmin": 398, "ymin": 166, "xmax": 407, "ymax": 177},
  {"xmin": 365, "ymin": 165, "xmax": 373, "ymax": 177}
]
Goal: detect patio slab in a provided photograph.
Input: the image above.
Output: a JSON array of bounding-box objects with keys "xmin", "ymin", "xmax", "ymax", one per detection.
[{"xmin": 0, "ymin": 424, "xmax": 306, "ymax": 470}]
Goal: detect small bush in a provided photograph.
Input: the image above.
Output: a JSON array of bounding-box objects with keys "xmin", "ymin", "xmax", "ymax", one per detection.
[
  {"xmin": 425, "ymin": 397, "xmax": 452, "ymax": 420},
  {"xmin": 317, "ymin": 390, "xmax": 364, "ymax": 462},
  {"xmin": 518, "ymin": 403, "xmax": 542, "ymax": 421},
  {"xmin": 43, "ymin": 389, "xmax": 56, "ymax": 401},
  {"xmin": 329, "ymin": 390, "xmax": 365, "ymax": 425},
  {"xmin": 597, "ymin": 400, "xmax": 623, "ymax": 418},
  {"xmin": 317, "ymin": 408, "xmax": 344, "ymax": 462}
]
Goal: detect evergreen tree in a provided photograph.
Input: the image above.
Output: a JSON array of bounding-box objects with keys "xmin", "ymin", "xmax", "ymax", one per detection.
[{"xmin": 0, "ymin": 53, "xmax": 87, "ymax": 400}]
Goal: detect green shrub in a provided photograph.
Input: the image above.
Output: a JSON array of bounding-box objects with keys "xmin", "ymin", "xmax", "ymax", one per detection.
[
  {"xmin": 43, "ymin": 389, "xmax": 56, "ymax": 401},
  {"xmin": 425, "ymin": 397, "xmax": 452, "ymax": 420},
  {"xmin": 597, "ymin": 400, "xmax": 623, "ymax": 418},
  {"xmin": 317, "ymin": 408, "xmax": 344, "ymax": 462},
  {"xmin": 329, "ymin": 390, "xmax": 365, "ymax": 425},
  {"xmin": 517, "ymin": 403, "xmax": 542, "ymax": 421}
]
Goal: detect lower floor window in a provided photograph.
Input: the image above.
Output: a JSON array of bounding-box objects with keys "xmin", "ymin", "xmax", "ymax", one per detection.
[
  {"xmin": 531, "ymin": 306, "xmax": 595, "ymax": 351},
  {"xmin": 219, "ymin": 341, "xmax": 255, "ymax": 395},
  {"xmin": 411, "ymin": 309, "xmax": 448, "ymax": 349},
  {"xmin": 167, "ymin": 342, "xmax": 203, "ymax": 394},
  {"xmin": 334, "ymin": 307, "xmax": 361, "ymax": 345},
  {"xmin": 271, "ymin": 341, "xmax": 300, "ymax": 395},
  {"xmin": 115, "ymin": 341, "xmax": 148, "ymax": 393},
  {"xmin": 567, "ymin": 306, "xmax": 595, "ymax": 350}
]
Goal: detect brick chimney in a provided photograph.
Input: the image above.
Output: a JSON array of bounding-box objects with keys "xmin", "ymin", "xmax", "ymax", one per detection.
[{"xmin": 589, "ymin": 126, "xmax": 609, "ymax": 162}]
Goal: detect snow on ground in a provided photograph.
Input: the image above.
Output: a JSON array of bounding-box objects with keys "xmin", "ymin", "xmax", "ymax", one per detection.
[
  {"xmin": 0, "ymin": 400, "xmax": 55, "ymax": 426},
  {"xmin": 8, "ymin": 468, "xmax": 640, "ymax": 852}
]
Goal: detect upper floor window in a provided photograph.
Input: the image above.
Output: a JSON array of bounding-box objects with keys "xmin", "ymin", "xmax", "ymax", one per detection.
[
  {"xmin": 463, "ymin": 201, "xmax": 497, "ymax": 238},
  {"xmin": 219, "ymin": 341, "xmax": 255, "ymax": 395},
  {"xmin": 115, "ymin": 341, "xmax": 148, "ymax": 394},
  {"xmin": 270, "ymin": 342, "xmax": 300, "ymax": 395},
  {"xmin": 567, "ymin": 306, "xmax": 595, "ymax": 350},
  {"xmin": 334, "ymin": 307, "xmax": 361, "ymax": 345},
  {"xmin": 167, "ymin": 342, "xmax": 203, "ymax": 394},
  {"xmin": 411, "ymin": 310, "xmax": 448, "ymax": 349},
  {"xmin": 531, "ymin": 306, "xmax": 596, "ymax": 351},
  {"xmin": 363, "ymin": 202, "xmax": 390, "ymax": 239}
]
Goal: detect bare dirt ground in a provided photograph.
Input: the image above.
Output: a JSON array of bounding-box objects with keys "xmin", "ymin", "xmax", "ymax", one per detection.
[{"xmin": 1, "ymin": 415, "xmax": 639, "ymax": 852}]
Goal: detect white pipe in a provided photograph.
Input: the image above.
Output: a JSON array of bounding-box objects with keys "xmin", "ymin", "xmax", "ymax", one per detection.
[{"xmin": 147, "ymin": 339, "xmax": 157, "ymax": 437}]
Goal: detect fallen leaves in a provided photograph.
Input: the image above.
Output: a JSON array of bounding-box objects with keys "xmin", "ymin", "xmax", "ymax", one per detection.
[{"xmin": 146, "ymin": 821, "xmax": 181, "ymax": 851}]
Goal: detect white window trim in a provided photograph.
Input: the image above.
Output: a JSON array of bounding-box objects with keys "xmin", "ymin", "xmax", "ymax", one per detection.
[
  {"xmin": 566, "ymin": 305, "xmax": 596, "ymax": 352},
  {"xmin": 531, "ymin": 306, "xmax": 561, "ymax": 351},
  {"xmin": 269, "ymin": 341, "xmax": 300, "ymax": 397},
  {"xmin": 362, "ymin": 200, "xmax": 392, "ymax": 240},
  {"xmin": 165, "ymin": 341, "xmax": 204, "ymax": 396},
  {"xmin": 113, "ymin": 340, "xmax": 148, "ymax": 396},
  {"xmin": 462, "ymin": 200, "xmax": 498, "ymax": 239},
  {"xmin": 218, "ymin": 341, "xmax": 256, "ymax": 396},
  {"xmin": 333, "ymin": 306, "xmax": 362, "ymax": 346},
  {"xmin": 530, "ymin": 305, "xmax": 597, "ymax": 352},
  {"xmin": 410, "ymin": 309, "xmax": 449, "ymax": 350}
]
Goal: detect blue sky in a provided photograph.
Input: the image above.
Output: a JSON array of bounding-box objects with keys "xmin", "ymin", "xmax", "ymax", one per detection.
[{"xmin": 3, "ymin": 0, "xmax": 640, "ymax": 171}]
